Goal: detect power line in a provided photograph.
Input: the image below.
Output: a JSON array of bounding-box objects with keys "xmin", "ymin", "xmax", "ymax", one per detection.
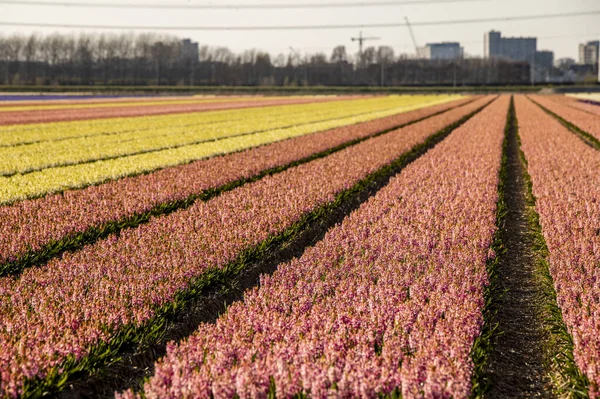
[
  {"xmin": 0, "ymin": 0, "xmax": 489, "ymax": 9},
  {"xmin": 0, "ymin": 10, "xmax": 598, "ymax": 31}
]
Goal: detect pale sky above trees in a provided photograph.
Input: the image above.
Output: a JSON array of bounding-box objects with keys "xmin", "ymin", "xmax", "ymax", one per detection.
[{"xmin": 1, "ymin": 0, "xmax": 598, "ymax": 61}]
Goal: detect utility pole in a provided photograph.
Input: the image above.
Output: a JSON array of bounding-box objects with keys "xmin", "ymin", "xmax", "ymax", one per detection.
[
  {"xmin": 351, "ymin": 31, "xmax": 380, "ymax": 57},
  {"xmin": 189, "ymin": 59, "xmax": 196, "ymax": 87},
  {"xmin": 597, "ymin": 42, "xmax": 599, "ymax": 83},
  {"xmin": 531, "ymin": 51, "xmax": 535, "ymax": 86},
  {"xmin": 453, "ymin": 62, "xmax": 456, "ymax": 88},
  {"xmin": 156, "ymin": 59, "xmax": 160, "ymax": 85}
]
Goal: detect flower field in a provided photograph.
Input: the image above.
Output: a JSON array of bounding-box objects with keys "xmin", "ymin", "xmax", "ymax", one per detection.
[
  {"xmin": 0, "ymin": 95, "xmax": 356, "ymax": 125},
  {"xmin": 530, "ymin": 95, "xmax": 600, "ymax": 143},
  {"xmin": 0, "ymin": 96, "xmax": 454, "ymax": 176},
  {"xmin": 0, "ymin": 96, "xmax": 477, "ymax": 274},
  {"xmin": 0, "ymin": 95, "xmax": 459, "ymax": 204},
  {"xmin": 550, "ymin": 94, "xmax": 600, "ymax": 117},
  {"xmin": 120, "ymin": 95, "xmax": 508, "ymax": 399},
  {"xmin": 567, "ymin": 93, "xmax": 600, "ymax": 108},
  {"xmin": 0, "ymin": 96, "xmax": 288, "ymax": 112},
  {"xmin": 1, "ymin": 92, "xmax": 599, "ymax": 398},
  {"xmin": 516, "ymin": 96, "xmax": 600, "ymax": 396}
]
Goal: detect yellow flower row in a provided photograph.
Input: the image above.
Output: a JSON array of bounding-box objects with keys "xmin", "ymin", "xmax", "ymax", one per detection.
[
  {"xmin": 0, "ymin": 96, "xmax": 453, "ymax": 176},
  {"xmin": 0, "ymin": 95, "xmax": 463, "ymax": 204},
  {"xmin": 0, "ymin": 96, "xmax": 435, "ymax": 146},
  {"xmin": 0, "ymin": 95, "xmax": 287, "ymax": 112}
]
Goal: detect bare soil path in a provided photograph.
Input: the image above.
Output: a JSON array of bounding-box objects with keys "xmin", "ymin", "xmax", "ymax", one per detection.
[{"xmin": 484, "ymin": 100, "xmax": 553, "ymax": 398}]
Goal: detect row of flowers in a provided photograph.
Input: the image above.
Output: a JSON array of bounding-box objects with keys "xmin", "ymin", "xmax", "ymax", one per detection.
[
  {"xmin": 0, "ymin": 96, "xmax": 439, "ymax": 175},
  {"xmin": 562, "ymin": 94, "xmax": 600, "ymax": 116},
  {"xmin": 0, "ymin": 95, "xmax": 486, "ymax": 398},
  {"xmin": 0, "ymin": 95, "xmax": 352, "ymax": 126},
  {"xmin": 515, "ymin": 96, "xmax": 600, "ymax": 396},
  {"xmin": 531, "ymin": 95, "xmax": 600, "ymax": 141},
  {"xmin": 120, "ymin": 95, "xmax": 509, "ymax": 399},
  {"xmin": 0, "ymin": 94, "xmax": 281, "ymax": 107},
  {"xmin": 0, "ymin": 96, "xmax": 478, "ymax": 271},
  {"xmin": 0, "ymin": 95, "xmax": 414, "ymax": 145},
  {"xmin": 0, "ymin": 95, "xmax": 276, "ymax": 113},
  {"xmin": 0, "ymin": 96, "xmax": 459, "ymax": 204}
]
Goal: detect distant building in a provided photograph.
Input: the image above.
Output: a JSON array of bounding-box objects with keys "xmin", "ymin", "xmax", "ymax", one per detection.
[
  {"xmin": 578, "ymin": 40, "xmax": 599, "ymax": 65},
  {"xmin": 484, "ymin": 30, "xmax": 536, "ymax": 62},
  {"xmin": 421, "ymin": 42, "xmax": 463, "ymax": 60},
  {"xmin": 554, "ymin": 57, "xmax": 575, "ymax": 70},
  {"xmin": 180, "ymin": 39, "xmax": 199, "ymax": 61},
  {"xmin": 534, "ymin": 50, "xmax": 554, "ymax": 70}
]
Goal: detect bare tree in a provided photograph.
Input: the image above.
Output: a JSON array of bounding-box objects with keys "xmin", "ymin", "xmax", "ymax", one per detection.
[
  {"xmin": 40, "ymin": 33, "xmax": 63, "ymax": 83},
  {"xmin": 376, "ymin": 46, "xmax": 395, "ymax": 64},
  {"xmin": 0, "ymin": 34, "xmax": 7, "ymax": 84},
  {"xmin": 22, "ymin": 33, "xmax": 40, "ymax": 84},
  {"xmin": 310, "ymin": 52, "xmax": 327, "ymax": 65},
  {"xmin": 255, "ymin": 52, "xmax": 273, "ymax": 85},
  {"xmin": 75, "ymin": 33, "xmax": 95, "ymax": 84},
  {"xmin": 0, "ymin": 31, "xmax": 535, "ymax": 87},
  {"xmin": 151, "ymin": 37, "xmax": 179, "ymax": 85},
  {"xmin": 5, "ymin": 34, "xmax": 25, "ymax": 84},
  {"xmin": 359, "ymin": 46, "xmax": 376, "ymax": 66},
  {"xmin": 213, "ymin": 47, "xmax": 234, "ymax": 64},
  {"xmin": 273, "ymin": 53, "xmax": 286, "ymax": 68},
  {"xmin": 330, "ymin": 45, "xmax": 347, "ymax": 63},
  {"xmin": 114, "ymin": 33, "xmax": 134, "ymax": 84}
]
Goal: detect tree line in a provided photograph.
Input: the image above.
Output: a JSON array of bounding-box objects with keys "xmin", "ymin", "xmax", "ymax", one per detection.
[{"xmin": 0, "ymin": 32, "xmax": 531, "ymax": 86}]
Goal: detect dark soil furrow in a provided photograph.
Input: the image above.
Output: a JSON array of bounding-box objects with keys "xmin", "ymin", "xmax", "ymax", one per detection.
[{"xmin": 484, "ymin": 98, "xmax": 553, "ymax": 398}]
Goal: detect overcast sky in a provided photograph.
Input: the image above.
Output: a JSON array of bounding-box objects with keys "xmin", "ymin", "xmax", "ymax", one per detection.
[{"xmin": 1, "ymin": 0, "xmax": 599, "ymax": 60}]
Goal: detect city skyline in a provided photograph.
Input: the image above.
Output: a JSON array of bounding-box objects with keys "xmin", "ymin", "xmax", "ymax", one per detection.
[{"xmin": 1, "ymin": 0, "xmax": 599, "ymax": 61}]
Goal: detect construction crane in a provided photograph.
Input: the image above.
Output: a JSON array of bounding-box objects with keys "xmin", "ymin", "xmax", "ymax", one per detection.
[
  {"xmin": 351, "ymin": 31, "xmax": 380, "ymax": 56},
  {"xmin": 404, "ymin": 17, "xmax": 421, "ymax": 59}
]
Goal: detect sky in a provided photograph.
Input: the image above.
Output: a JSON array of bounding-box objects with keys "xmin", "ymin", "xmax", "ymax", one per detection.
[{"xmin": 1, "ymin": 0, "xmax": 599, "ymax": 61}]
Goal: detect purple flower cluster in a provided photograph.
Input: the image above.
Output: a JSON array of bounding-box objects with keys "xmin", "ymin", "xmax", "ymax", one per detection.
[
  {"xmin": 515, "ymin": 96, "xmax": 600, "ymax": 396},
  {"xmin": 0, "ymin": 97, "xmax": 476, "ymax": 267},
  {"xmin": 119, "ymin": 96, "xmax": 510, "ymax": 399},
  {"xmin": 0, "ymin": 96, "xmax": 489, "ymax": 398},
  {"xmin": 531, "ymin": 95, "xmax": 600, "ymax": 140},
  {"xmin": 0, "ymin": 94, "xmax": 126, "ymax": 102},
  {"xmin": 558, "ymin": 95, "xmax": 600, "ymax": 116}
]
